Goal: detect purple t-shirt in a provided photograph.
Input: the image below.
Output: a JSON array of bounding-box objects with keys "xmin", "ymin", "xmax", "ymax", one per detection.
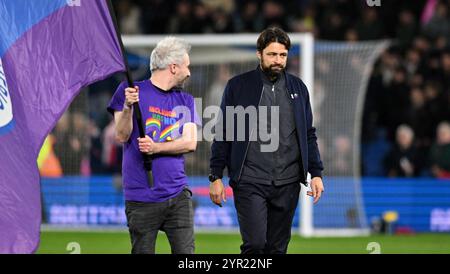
[{"xmin": 107, "ymin": 80, "xmax": 200, "ymax": 202}]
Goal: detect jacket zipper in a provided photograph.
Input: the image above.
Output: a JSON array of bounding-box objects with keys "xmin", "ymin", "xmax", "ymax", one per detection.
[
  {"xmin": 237, "ymin": 86, "xmax": 265, "ymax": 182},
  {"xmin": 272, "ymin": 84, "xmax": 277, "ymax": 181},
  {"xmin": 287, "ymin": 88, "xmax": 308, "ymax": 181}
]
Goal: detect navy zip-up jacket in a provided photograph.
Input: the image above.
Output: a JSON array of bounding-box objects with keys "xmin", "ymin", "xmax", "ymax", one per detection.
[{"xmin": 210, "ymin": 67, "xmax": 324, "ymax": 185}]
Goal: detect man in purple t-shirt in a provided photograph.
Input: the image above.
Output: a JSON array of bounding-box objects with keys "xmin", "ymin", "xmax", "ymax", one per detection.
[{"xmin": 107, "ymin": 37, "xmax": 200, "ymax": 254}]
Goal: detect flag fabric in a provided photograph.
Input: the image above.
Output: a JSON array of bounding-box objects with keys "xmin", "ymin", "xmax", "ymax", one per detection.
[
  {"xmin": 421, "ymin": 0, "xmax": 438, "ymax": 25},
  {"xmin": 0, "ymin": 0, "xmax": 125, "ymax": 253}
]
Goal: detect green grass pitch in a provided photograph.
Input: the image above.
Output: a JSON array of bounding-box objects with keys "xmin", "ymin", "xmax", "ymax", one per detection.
[{"xmin": 37, "ymin": 231, "xmax": 450, "ymax": 254}]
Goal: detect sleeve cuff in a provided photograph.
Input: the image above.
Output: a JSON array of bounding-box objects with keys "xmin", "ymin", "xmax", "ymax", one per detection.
[
  {"xmin": 210, "ymin": 167, "xmax": 224, "ymax": 178},
  {"xmin": 309, "ymin": 170, "xmax": 322, "ymax": 179}
]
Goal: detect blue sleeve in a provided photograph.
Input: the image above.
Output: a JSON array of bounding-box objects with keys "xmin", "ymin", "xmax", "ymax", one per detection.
[
  {"xmin": 209, "ymin": 80, "xmax": 233, "ymax": 178},
  {"xmin": 302, "ymin": 81, "xmax": 324, "ymax": 178}
]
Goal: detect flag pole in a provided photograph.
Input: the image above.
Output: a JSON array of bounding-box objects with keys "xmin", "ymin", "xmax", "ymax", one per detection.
[{"xmin": 106, "ymin": 0, "xmax": 154, "ymax": 188}]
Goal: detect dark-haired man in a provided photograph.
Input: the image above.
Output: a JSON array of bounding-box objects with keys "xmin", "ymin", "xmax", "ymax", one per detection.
[{"xmin": 209, "ymin": 27, "xmax": 324, "ymax": 254}]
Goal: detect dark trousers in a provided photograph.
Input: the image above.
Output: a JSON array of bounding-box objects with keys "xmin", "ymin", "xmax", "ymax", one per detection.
[
  {"xmin": 125, "ymin": 188, "xmax": 195, "ymax": 254},
  {"xmin": 232, "ymin": 180, "xmax": 301, "ymax": 254}
]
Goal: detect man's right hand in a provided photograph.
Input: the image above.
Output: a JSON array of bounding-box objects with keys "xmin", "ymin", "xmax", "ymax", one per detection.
[
  {"xmin": 124, "ymin": 86, "xmax": 139, "ymax": 109},
  {"xmin": 209, "ymin": 179, "xmax": 226, "ymax": 207}
]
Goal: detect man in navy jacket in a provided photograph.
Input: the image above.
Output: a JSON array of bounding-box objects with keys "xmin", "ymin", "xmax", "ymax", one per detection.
[{"xmin": 209, "ymin": 27, "xmax": 324, "ymax": 254}]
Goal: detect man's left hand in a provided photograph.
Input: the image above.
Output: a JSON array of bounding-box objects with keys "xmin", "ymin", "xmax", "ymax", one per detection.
[{"xmin": 307, "ymin": 177, "xmax": 324, "ymax": 204}]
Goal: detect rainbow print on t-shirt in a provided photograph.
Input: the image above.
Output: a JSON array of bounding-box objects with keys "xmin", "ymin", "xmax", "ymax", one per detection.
[
  {"xmin": 146, "ymin": 106, "xmax": 182, "ymax": 142},
  {"xmin": 145, "ymin": 117, "xmax": 161, "ymax": 138},
  {"xmin": 159, "ymin": 121, "xmax": 180, "ymax": 142}
]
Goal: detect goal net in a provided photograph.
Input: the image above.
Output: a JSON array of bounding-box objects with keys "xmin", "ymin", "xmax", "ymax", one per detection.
[{"xmin": 310, "ymin": 41, "xmax": 389, "ymax": 236}]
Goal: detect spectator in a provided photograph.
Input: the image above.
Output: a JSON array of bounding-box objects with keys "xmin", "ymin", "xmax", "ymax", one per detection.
[
  {"xmin": 423, "ymin": 1, "xmax": 450, "ymax": 39},
  {"xmin": 429, "ymin": 121, "xmax": 450, "ymax": 178},
  {"xmin": 385, "ymin": 66, "xmax": 410, "ymax": 140},
  {"xmin": 71, "ymin": 112, "xmax": 91, "ymax": 175},
  {"xmin": 261, "ymin": 0, "xmax": 289, "ymax": 30},
  {"xmin": 116, "ymin": 0, "xmax": 142, "ymax": 34},
  {"xmin": 404, "ymin": 48, "xmax": 422, "ymax": 79},
  {"xmin": 53, "ymin": 112, "xmax": 71, "ymax": 175},
  {"xmin": 412, "ymin": 35, "xmax": 432, "ymax": 55},
  {"xmin": 169, "ymin": 1, "xmax": 194, "ymax": 34},
  {"xmin": 211, "ymin": 8, "xmax": 235, "ymax": 33},
  {"xmin": 434, "ymin": 35, "xmax": 449, "ymax": 51},
  {"xmin": 406, "ymin": 87, "xmax": 434, "ymax": 148},
  {"xmin": 53, "ymin": 111, "xmax": 90, "ymax": 175},
  {"xmin": 424, "ymin": 81, "xmax": 447, "ymax": 131},
  {"xmin": 384, "ymin": 124, "xmax": 421, "ymax": 177},
  {"xmin": 139, "ymin": 0, "xmax": 171, "ymax": 34},
  {"xmin": 331, "ymin": 135, "xmax": 352, "ymax": 176},
  {"xmin": 87, "ymin": 118, "xmax": 104, "ymax": 174},
  {"xmin": 289, "ymin": 6, "xmax": 317, "ymax": 34},
  {"xmin": 396, "ymin": 10, "xmax": 418, "ymax": 49},
  {"xmin": 235, "ymin": 1, "xmax": 263, "ymax": 33},
  {"xmin": 345, "ymin": 28, "xmax": 359, "ymax": 42},
  {"xmin": 439, "ymin": 49, "xmax": 450, "ymax": 89},
  {"xmin": 320, "ymin": 11, "xmax": 346, "ymax": 40},
  {"xmin": 102, "ymin": 119, "xmax": 123, "ymax": 174},
  {"xmin": 37, "ymin": 134, "xmax": 63, "ymax": 178},
  {"xmin": 191, "ymin": 2, "xmax": 213, "ymax": 33},
  {"xmin": 355, "ymin": 8, "xmax": 384, "ymax": 40},
  {"xmin": 201, "ymin": 0, "xmax": 234, "ymax": 15}
]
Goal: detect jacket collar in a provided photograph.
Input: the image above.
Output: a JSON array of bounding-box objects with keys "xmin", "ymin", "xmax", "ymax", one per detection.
[{"xmin": 255, "ymin": 65, "xmax": 294, "ymax": 94}]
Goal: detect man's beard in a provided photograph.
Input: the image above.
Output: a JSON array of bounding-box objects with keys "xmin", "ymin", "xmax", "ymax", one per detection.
[
  {"xmin": 173, "ymin": 76, "xmax": 189, "ymax": 90},
  {"xmin": 261, "ymin": 63, "xmax": 285, "ymax": 81}
]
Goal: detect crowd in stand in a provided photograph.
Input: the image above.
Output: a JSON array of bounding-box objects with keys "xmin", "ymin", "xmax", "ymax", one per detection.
[{"xmin": 40, "ymin": 0, "xmax": 450, "ymax": 178}]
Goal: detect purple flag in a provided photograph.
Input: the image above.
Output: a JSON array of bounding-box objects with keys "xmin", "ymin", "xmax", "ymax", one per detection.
[{"xmin": 0, "ymin": 0, "xmax": 125, "ymax": 253}]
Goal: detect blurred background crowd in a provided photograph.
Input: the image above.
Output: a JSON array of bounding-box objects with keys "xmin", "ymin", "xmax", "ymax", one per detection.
[{"xmin": 40, "ymin": 0, "xmax": 450, "ymax": 179}]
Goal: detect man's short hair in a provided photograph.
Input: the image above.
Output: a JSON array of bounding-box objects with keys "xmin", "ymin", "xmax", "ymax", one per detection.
[
  {"xmin": 396, "ymin": 124, "xmax": 414, "ymax": 139},
  {"xmin": 257, "ymin": 27, "xmax": 291, "ymax": 52},
  {"xmin": 150, "ymin": 37, "xmax": 191, "ymax": 71},
  {"xmin": 438, "ymin": 121, "xmax": 450, "ymax": 134}
]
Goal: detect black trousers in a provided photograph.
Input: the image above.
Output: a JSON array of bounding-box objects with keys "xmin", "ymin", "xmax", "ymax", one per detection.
[
  {"xmin": 125, "ymin": 188, "xmax": 195, "ymax": 254},
  {"xmin": 232, "ymin": 180, "xmax": 301, "ymax": 254}
]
